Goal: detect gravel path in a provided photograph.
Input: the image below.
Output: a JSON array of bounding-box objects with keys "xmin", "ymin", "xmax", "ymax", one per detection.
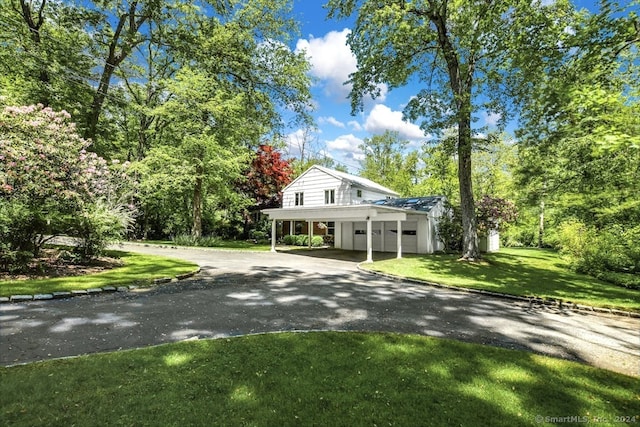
[{"xmin": 1, "ymin": 243, "xmax": 638, "ymax": 377}]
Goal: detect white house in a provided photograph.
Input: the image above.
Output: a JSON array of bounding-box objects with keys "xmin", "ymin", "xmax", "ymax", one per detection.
[{"xmin": 262, "ymin": 165, "xmax": 447, "ymax": 262}]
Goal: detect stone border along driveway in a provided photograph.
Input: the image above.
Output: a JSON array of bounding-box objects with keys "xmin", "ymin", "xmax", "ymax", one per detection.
[
  {"xmin": 2, "ymin": 243, "xmax": 639, "ymax": 377},
  {"xmin": 359, "ymin": 266, "xmax": 640, "ymax": 319},
  {"xmin": 3, "ymin": 248, "xmax": 637, "ymax": 321},
  {"xmin": 0, "ymin": 269, "xmax": 200, "ymax": 303}
]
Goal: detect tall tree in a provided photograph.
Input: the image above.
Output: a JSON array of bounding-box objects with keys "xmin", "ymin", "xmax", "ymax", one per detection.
[
  {"xmin": 0, "ymin": 0, "xmax": 95, "ymax": 112},
  {"xmin": 327, "ymin": 0, "xmax": 577, "ymax": 260},
  {"xmin": 138, "ymin": 0, "xmax": 312, "ymax": 238}
]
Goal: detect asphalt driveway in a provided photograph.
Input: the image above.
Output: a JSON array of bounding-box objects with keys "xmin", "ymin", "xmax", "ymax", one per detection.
[{"xmin": 1, "ymin": 243, "xmax": 638, "ymax": 377}]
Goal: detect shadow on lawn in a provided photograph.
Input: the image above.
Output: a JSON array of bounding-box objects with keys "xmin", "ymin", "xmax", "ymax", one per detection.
[
  {"xmin": 2, "ymin": 331, "xmax": 637, "ymax": 427},
  {"xmin": 407, "ymin": 249, "xmax": 640, "ymax": 309}
]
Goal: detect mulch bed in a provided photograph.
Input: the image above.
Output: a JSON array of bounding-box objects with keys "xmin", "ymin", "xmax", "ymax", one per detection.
[{"xmin": 0, "ymin": 248, "xmax": 123, "ymax": 281}]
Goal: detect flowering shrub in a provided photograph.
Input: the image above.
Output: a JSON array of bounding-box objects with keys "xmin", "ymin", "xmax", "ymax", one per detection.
[
  {"xmin": 476, "ymin": 195, "xmax": 518, "ymax": 235},
  {"xmin": 0, "ymin": 104, "xmax": 132, "ymax": 265}
]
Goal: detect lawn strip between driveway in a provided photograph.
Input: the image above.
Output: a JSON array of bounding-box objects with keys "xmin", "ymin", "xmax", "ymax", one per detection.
[
  {"xmin": 0, "ymin": 251, "xmax": 200, "ymax": 299},
  {"xmin": 360, "ymin": 248, "xmax": 640, "ymax": 316}
]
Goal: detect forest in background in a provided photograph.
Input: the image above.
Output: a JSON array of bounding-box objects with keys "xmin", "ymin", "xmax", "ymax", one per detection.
[{"xmin": 1, "ymin": 0, "xmax": 638, "ymax": 287}]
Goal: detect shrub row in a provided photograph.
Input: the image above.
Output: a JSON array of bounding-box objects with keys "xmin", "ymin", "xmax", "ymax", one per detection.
[{"xmin": 281, "ymin": 234, "xmax": 324, "ymax": 247}]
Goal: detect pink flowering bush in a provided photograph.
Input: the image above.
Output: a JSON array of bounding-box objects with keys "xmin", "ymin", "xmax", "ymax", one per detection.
[
  {"xmin": 476, "ymin": 195, "xmax": 518, "ymax": 235},
  {"xmin": 0, "ymin": 104, "xmax": 132, "ymax": 266}
]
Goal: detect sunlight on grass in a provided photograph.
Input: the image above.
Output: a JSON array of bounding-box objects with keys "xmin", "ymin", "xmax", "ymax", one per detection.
[
  {"xmin": 230, "ymin": 385, "xmax": 258, "ymax": 403},
  {"xmin": 0, "ymin": 251, "xmax": 198, "ymax": 296},
  {"xmin": 163, "ymin": 352, "xmax": 192, "ymax": 366},
  {"xmin": 365, "ymin": 248, "xmax": 640, "ymax": 311},
  {"xmin": 2, "ymin": 332, "xmax": 636, "ymax": 427}
]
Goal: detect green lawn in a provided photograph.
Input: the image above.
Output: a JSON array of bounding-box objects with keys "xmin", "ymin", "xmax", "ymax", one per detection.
[
  {"xmin": 0, "ymin": 251, "xmax": 199, "ymax": 297},
  {"xmin": 365, "ymin": 248, "xmax": 640, "ymax": 312},
  {"xmin": 1, "ymin": 332, "xmax": 637, "ymax": 426}
]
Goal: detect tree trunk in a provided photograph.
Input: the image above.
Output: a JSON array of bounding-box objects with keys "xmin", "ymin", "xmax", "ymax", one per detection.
[
  {"xmin": 458, "ymin": 114, "xmax": 480, "ymax": 260},
  {"xmin": 431, "ymin": 11, "xmax": 480, "ymax": 260},
  {"xmin": 85, "ymin": 61, "xmax": 116, "ymax": 141},
  {"xmin": 538, "ymin": 198, "xmax": 545, "ymax": 248},
  {"xmin": 19, "ymin": 0, "xmax": 50, "ymax": 106},
  {"xmin": 191, "ymin": 172, "xmax": 203, "ymax": 239}
]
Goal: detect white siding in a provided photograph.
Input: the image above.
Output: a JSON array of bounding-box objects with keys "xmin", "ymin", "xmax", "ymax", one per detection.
[
  {"xmin": 282, "ymin": 166, "xmax": 399, "ymax": 209},
  {"xmin": 351, "ymin": 187, "xmax": 393, "ymax": 204},
  {"xmin": 282, "ymin": 168, "xmax": 345, "ymax": 208}
]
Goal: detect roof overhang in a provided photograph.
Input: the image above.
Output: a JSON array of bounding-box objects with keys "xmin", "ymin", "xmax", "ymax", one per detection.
[{"xmin": 261, "ymin": 204, "xmax": 428, "ymax": 222}]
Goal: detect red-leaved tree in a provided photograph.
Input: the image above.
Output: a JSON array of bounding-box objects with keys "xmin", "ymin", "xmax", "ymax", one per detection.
[{"xmin": 241, "ymin": 145, "xmax": 293, "ymax": 209}]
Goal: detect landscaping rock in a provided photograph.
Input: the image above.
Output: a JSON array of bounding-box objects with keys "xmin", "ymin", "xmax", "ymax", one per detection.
[
  {"xmin": 71, "ymin": 290, "xmax": 88, "ymax": 296},
  {"xmin": 33, "ymin": 294, "xmax": 53, "ymax": 301},
  {"xmin": 153, "ymin": 277, "xmax": 172, "ymax": 284},
  {"xmin": 176, "ymin": 272, "xmax": 195, "ymax": 280},
  {"xmin": 102, "ymin": 286, "xmax": 116, "ymax": 292},
  {"xmin": 0, "ymin": 297, "xmax": 9, "ymax": 303},
  {"xmin": 87, "ymin": 288, "xmax": 103, "ymax": 294},
  {"xmin": 116, "ymin": 286, "xmax": 129, "ymax": 292},
  {"xmin": 53, "ymin": 291, "xmax": 72, "ymax": 299},
  {"xmin": 10, "ymin": 295, "xmax": 33, "ymax": 302}
]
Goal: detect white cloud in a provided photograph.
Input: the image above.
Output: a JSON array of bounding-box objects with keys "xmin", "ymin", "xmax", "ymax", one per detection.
[
  {"xmin": 296, "ymin": 29, "xmax": 356, "ymax": 100},
  {"xmin": 296, "ymin": 29, "xmax": 388, "ymax": 104},
  {"xmin": 482, "ymin": 111, "xmax": 502, "ymax": 127},
  {"xmin": 364, "ymin": 104, "xmax": 426, "ymax": 141},
  {"xmin": 326, "ymin": 133, "xmax": 363, "ymax": 152},
  {"xmin": 319, "ymin": 116, "xmax": 346, "ymax": 128},
  {"xmin": 348, "ymin": 120, "xmax": 363, "ymax": 131}
]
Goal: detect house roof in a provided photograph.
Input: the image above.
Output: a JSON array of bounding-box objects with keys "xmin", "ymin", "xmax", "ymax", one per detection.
[
  {"xmin": 284, "ymin": 165, "xmax": 399, "ymax": 197},
  {"xmin": 371, "ymin": 196, "xmax": 446, "ymax": 213}
]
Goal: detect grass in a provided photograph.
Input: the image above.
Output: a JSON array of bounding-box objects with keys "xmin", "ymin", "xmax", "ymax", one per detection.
[
  {"xmin": 1, "ymin": 332, "xmax": 638, "ymax": 426},
  {"xmin": 364, "ymin": 248, "xmax": 640, "ymax": 312},
  {"xmin": 0, "ymin": 250, "xmax": 199, "ymax": 297}
]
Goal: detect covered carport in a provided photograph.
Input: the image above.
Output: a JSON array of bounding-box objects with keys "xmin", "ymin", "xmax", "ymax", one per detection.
[{"xmin": 262, "ymin": 204, "xmax": 411, "ymax": 262}]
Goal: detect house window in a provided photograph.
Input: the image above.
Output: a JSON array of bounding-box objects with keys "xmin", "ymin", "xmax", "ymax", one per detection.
[
  {"xmin": 356, "ymin": 189, "xmax": 362, "ymax": 198},
  {"xmin": 324, "ymin": 189, "xmax": 335, "ymax": 204},
  {"xmin": 295, "ymin": 192, "xmax": 304, "ymax": 206},
  {"xmin": 327, "ymin": 221, "xmax": 335, "ymax": 235}
]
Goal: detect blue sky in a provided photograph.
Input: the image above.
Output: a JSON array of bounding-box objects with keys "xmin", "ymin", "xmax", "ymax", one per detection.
[{"xmin": 282, "ymin": 0, "xmax": 612, "ymax": 172}]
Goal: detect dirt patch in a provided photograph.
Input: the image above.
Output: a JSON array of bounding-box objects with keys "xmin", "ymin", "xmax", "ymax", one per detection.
[{"xmin": 0, "ymin": 249, "xmax": 123, "ymax": 281}]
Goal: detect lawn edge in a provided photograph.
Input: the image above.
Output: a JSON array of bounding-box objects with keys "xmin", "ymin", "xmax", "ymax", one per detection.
[
  {"xmin": 0, "ymin": 267, "xmax": 201, "ymax": 303},
  {"xmin": 357, "ymin": 263, "xmax": 640, "ymax": 319}
]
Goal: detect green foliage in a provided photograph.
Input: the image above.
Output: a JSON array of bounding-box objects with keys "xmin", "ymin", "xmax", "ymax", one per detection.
[
  {"xmin": 281, "ymin": 234, "xmax": 323, "ymax": 247},
  {"xmin": 436, "ymin": 203, "xmax": 463, "ymax": 254},
  {"xmin": 295, "ymin": 234, "xmax": 309, "ymax": 246},
  {"xmin": 73, "ymin": 201, "xmax": 133, "ymax": 260},
  {"xmin": 359, "ymin": 130, "xmax": 416, "ymax": 195},
  {"xmin": 0, "ymin": 104, "xmax": 132, "ymax": 265},
  {"xmin": 282, "ymin": 234, "xmax": 297, "ymax": 245},
  {"xmin": 172, "ymin": 234, "xmax": 222, "ymax": 248},
  {"xmin": 557, "ymin": 220, "xmax": 640, "ymax": 288}
]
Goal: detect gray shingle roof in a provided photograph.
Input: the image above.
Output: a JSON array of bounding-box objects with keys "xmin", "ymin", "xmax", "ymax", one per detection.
[{"xmin": 371, "ymin": 196, "xmax": 445, "ymax": 212}]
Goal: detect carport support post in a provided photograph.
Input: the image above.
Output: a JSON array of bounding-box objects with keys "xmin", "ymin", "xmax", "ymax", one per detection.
[
  {"xmin": 270, "ymin": 219, "xmax": 277, "ymax": 252},
  {"xmin": 396, "ymin": 220, "xmax": 402, "ymax": 259},
  {"xmin": 308, "ymin": 220, "xmax": 312, "ymax": 248},
  {"xmin": 366, "ymin": 216, "xmax": 373, "ymax": 263}
]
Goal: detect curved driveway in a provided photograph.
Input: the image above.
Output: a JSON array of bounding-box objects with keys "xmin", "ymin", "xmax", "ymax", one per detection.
[{"xmin": 1, "ymin": 243, "xmax": 638, "ymax": 377}]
